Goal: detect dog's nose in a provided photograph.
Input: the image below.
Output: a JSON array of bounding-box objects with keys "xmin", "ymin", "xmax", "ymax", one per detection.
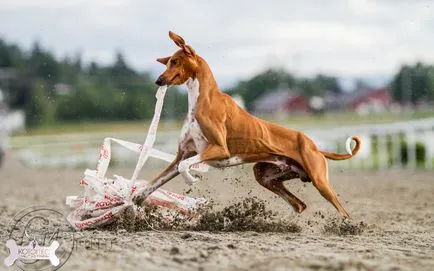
[{"xmin": 155, "ymin": 76, "xmax": 164, "ymax": 86}]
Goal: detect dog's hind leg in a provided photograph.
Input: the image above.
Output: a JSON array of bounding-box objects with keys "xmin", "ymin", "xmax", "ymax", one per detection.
[
  {"xmin": 253, "ymin": 162, "xmax": 307, "ymax": 213},
  {"xmin": 300, "ymin": 147, "xmax": 350, "ymax": 218}
]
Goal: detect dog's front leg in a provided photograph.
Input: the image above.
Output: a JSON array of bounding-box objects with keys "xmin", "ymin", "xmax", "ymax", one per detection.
[
  {"xmin": 178, "ymin": 155, "xmax": 202, "ymax": 185},
  {"xmin": 133, "ymin": 153, "xmax": 182, "ymax": 206},
  {"xmin": 177, "ymin": 115, "xmax": 232, "ymax": 182},
  {"xmin": 195, "ymin": 114, "xmax": 231, "ymax": 161}
]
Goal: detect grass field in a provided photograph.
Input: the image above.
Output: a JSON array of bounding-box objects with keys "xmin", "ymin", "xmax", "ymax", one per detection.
[{"xmin": 12, "ymin": 110, "xmax": 434, "ymax": 137}]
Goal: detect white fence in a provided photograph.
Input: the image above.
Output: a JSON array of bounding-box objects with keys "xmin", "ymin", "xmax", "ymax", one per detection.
[
  {"xmin": 0, "ymin": 110, "xmax": 25, "ymax": 133},
  {"xmin": 11, "ymin": 117, "xmax": 434, "ymax": 170},
  {"xmin": 1, "ymin": 110, "xmax": 25, "ymax": 150},
  {"xmin": 307, "ymin": 117, "xmax": 434, "ymax": 170}
]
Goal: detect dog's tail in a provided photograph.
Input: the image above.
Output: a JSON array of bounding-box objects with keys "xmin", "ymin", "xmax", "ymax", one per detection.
[{"xmin": 320, "ymin": 136, "xmax": 361, "ymax": 161}]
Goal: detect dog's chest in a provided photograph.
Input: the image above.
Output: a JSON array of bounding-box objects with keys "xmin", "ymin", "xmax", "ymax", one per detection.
[{"xmin": 179, "ymin": 79, "xmax": 207, "ymax": 152}]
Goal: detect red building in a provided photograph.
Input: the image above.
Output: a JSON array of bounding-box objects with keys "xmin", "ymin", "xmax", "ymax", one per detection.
[
  {"xmin": 252, "ymin": 90, "xmax": 309, "ymax": 115},
  {"xmin": 326, "ymin": 87, "xmax": 391, "ymax": 114},
  {"xmin": 350, "ymin": 88, "xmax": 391, "ymax": 113}
]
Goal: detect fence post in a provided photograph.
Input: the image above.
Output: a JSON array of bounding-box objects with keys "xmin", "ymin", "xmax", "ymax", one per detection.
[
  {"xmin": 406, "ymin": 132, "xmax": 417, "ymax": 169},
  {"xmin": 378, "ymin": 133, "xmax": 388, "ymax": 170},
  {"xmin": 368, "ymin": 135, "xmax": 376, "ymax": 169},
  {"xmin": 391, "ymin": 132, "xmax": 401, "ymax": 168},
  {"xmin": 424, "ymin": 130, "xmax": 433, "ymax": 169}
]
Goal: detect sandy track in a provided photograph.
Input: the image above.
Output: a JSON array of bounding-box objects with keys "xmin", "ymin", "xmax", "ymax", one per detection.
[{"xmin": 1, "ymin": 156, "xmax": 433, "ymax": 271}]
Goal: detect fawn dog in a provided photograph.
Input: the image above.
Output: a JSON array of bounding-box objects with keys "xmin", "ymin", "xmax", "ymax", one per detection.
[{"xmin": 134, "ymin": 31, "xmax": 361, "ymax": 218}]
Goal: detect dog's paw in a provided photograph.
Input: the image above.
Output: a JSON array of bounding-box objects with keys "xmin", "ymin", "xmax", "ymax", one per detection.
[
  {"xmin": 185, "ymin": 176, "xmax": 199, "ymax": 186},
  {"xmin": 133, "ymin": 188, "xmax": 152, "ymax": 206},
  {"xmin": 133, "ymin": 194, "xmax": 145, "ymax": 206},
  {"xmin": 181, "ymin": 171, "xmax": 199, "ymax": 186},
  {"xmin": 178, "ymin": 161, "xmax": 188, "ymax": 172},
  {"xmin": 192, "ymin": 172, "xmax": 203, "ymax": 180}
]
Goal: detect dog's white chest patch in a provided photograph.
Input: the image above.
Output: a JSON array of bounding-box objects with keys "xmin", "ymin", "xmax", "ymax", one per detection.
[
  {"xmin": 189, "ymin": 119, "xmax": 207, "ymax": 152},
  {"xmin": 180, "ymin": 78, "xmax": 207, "ymax": 153}
]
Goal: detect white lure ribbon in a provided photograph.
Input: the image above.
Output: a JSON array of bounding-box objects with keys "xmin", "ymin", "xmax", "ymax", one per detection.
[{"xmin": 65, "ymin": 86, "xmax": 209, "ymax": 230}]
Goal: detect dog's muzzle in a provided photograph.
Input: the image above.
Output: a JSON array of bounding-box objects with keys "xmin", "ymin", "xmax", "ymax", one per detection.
[{"xmin": 155, "ymin": 76, "xmax": 164, "ymax": 86}]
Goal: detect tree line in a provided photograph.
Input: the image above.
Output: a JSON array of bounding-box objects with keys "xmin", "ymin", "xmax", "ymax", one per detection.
[
  {"xmin": 0, "ymin": 39, "xmax": 187, "ymax": 127},
  {"xmin": 391, "ymin": 62, "xmax": 434, "ymax": 104},
  {"xmin": 1, "ymin": 38, "xmax": 433, "ymax": 127}
]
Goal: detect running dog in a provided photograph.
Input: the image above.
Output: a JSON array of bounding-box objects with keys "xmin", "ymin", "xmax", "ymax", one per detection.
[{"xmin": 134, "ymin": 31, "xmax": 361, "ymax": 218}]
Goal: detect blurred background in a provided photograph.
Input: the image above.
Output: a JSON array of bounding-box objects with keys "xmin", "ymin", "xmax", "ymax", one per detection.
[{"xmin": 1, "ymin": 0, "xmax": 434, "ymax": 171}]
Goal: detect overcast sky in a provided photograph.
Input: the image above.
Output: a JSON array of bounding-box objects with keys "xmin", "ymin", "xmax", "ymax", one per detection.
[{"xmin": 0, "ymin": 0, "xmax": 433, "ymax": 88}]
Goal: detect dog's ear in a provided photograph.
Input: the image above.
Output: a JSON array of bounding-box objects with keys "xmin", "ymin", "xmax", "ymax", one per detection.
[
  {"xmin": 156, "ymin": 56, "xmax": 170, "ymax": 65},
  {"xmin": 169, "ymin": 31, "xmax": 186, "ymax": 48},
  {"xmin": 183, "ymin": 45, "xmax": 196, "ymax": 57},
  {"xmin": 168, "ymin": 31, "xmax": 196, "ymax": 57}
]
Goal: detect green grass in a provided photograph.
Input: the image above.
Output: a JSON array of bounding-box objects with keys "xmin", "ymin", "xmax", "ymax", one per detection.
[
  {"xmin": 258, "ymin": 110, "xmax": 434, "ymax": 130},
  {"xmin": 14, "ymin": 119, "xmax": 184, "ymax": 136},
  {"xmin": 13, "ymin": 110, "xmax": 434, "ymax": 137}
]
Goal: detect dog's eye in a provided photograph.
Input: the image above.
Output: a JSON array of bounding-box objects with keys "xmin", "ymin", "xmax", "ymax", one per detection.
[{"xmin": 171, "ymin": 59, "xmax": 177, "ymax": 66}]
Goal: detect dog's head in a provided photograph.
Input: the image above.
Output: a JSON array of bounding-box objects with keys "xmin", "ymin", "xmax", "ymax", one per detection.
[{"xmin": 155, "ymin": 31, "xmax": 199, "ymax": 86}]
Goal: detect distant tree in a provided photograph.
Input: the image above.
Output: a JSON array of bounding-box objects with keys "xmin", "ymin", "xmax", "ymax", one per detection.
[
  {"xmin": 231, "ymin": 68, "xmax": 296, "ymax": 110},
  {"xmin": 296, "ymin": 74, "xmax": 341, "ymax": 97},
  {"xmin": 314, "ymin": 74, "xmax": 341, "ymax": 93},
  {"xmin": 59, "ymin": 51, "xmax": 82, "ymax": 84},
  {"xmin": 29, "ymin": 42, "xmax": 59, "ymax": 80},
  {"xmin": 161, "ymin": 88, "xmax": 188, "ymax": 120},
  {"xmin": 0, "ymin": 39, "xmax": 14, "ymax": 67},
  {"xmin": 88, "ymin": 61, "xmax": 98, "ymax": 76},
  {"xmin": 391, "ymin": 62, "xmax": 434, "ymax": 103},
  {"xmin": 26, "ymin": 81, "xmax": 55, "ymax": 127},
  {"xmin": 0, "ymin": 39, "xmax": 25, "ymax": 107},
  {"xmin": 72, "ymin": 51, "xmax": 82, "ymax": 74},
  {"xmin": 109, "ymin": 51, "xmax": 136, "ymax": 90}
]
